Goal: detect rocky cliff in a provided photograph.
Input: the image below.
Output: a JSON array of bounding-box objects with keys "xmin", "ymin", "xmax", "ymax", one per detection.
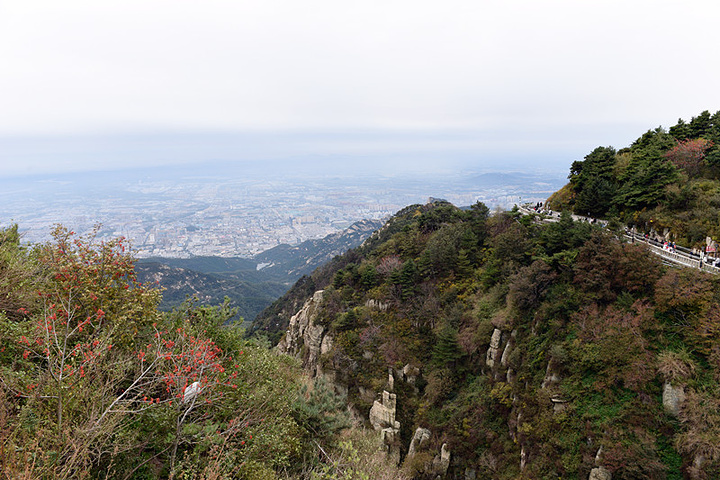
[{"xmin": 266, "ymin": 199, "xmax": 720, "ymax": 479}]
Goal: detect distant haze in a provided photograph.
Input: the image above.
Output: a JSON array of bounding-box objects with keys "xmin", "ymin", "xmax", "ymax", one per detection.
[
  {"xmin": 1, "ymin": 1, "xmax": 720, "ymax": 176},
  {"xmin": 2, "ymin": 130, "xmax": 586, "ymax": 178}
]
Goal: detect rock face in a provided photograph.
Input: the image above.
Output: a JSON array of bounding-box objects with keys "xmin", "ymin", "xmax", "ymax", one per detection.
[
  {"xmin": 369, "ymin": 391, "xmax": 399, "ymax": 431},
  {"xmin": 486, "ymin": 328, "xmax": 503, "ymax": 368},
  {"xmin": 277, "ymin": 290, "xmax": 330, "ymax": 376},
  {"xmin": 365, "ymin": 299, "xmax": 390, "ymax": 311},
  {"xmin": 589, "ymin": 466, "xmax": 612, "ymax": 480},
  {"xmin": 402, "ymin": 364, "xmax": 420, "ymax": 385},
  {"xmin": 663, "ymin": 382, "xmax": 686, "ymax": 416},
  {"xmin": 541, "ymin": 360, "xmax": 561, "ymax": 390},
  {"xmin": 370, "ymin": 390, "xmax": 401, "ymax": 462},
  {"xmin": 406, "ymin": 427, "xmax": 431, "ymax": 461},
  {"xmin": 432, "ymin": 443, "xmax": 451, "ymax": 476}
]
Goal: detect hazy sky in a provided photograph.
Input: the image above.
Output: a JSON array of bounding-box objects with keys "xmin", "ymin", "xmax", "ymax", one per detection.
[{"xmin": 2, "ymin": 0, "xmax": 719, "ymax": 175}]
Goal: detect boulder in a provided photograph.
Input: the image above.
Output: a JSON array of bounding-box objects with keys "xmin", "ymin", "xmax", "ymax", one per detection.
[
  {"xmin": 589, "ymin": 466, "xmax": 611, "ymax": 480},
  {"xmin": 662, "ymin": 382, "xmax": 685, "ymax": 416}
]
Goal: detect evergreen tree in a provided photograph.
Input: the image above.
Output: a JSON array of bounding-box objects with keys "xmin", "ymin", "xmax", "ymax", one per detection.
[
  {"xmin": 292, "ymin": 377, "xmax": 351, "ymax": 443},
  {"xmin": 431, "ymin": 326, "xmax": 463, "ymax": 370}
]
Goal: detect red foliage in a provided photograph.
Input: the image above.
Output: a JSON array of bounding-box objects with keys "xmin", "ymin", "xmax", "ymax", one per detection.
[
  {"xmin": 151, "ymin": 326, "xmax": 239, "ymax": 405},
  {"xmin": 664, "ymin": 138, "xmax": 714, "ymax": 176}
]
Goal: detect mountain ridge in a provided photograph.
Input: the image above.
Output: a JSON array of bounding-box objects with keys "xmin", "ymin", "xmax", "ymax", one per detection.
[{"xmin": 136, "ymin": 218, "xmax": 384, "ymax": 321}]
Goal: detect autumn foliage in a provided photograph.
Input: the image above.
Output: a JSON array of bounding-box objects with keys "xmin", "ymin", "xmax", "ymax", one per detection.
[
  {"xmin": 664, "ymin": 138, "xmax": 714, "ymax": 176},
  {"xmin": 0, "ymin": 225, "xmax": 355, "ymax": 479}
]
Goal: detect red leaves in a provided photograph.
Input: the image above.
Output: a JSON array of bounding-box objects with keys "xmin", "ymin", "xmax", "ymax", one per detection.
[
  {"xmin": 665, "ymin": 138, "xmax": 714, "ymax": 176},
  {"xmin": 144, "ymin": 327, "xmax": 240, "ymax": 408}
]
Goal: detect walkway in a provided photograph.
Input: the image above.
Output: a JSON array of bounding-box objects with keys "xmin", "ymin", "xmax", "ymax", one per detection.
[
  {"xmin": 623, "ymin": 232, "xmax": 720, "ymax": 274},
  {"xmin": 517, "ymin": 204, "xmax": 719, "ymax": 275}
]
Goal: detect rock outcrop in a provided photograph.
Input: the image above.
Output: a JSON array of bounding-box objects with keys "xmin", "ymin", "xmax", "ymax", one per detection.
[
  {"xmin": 402, "ymin": 364, "xmax": 420, "ymax": 385},
  {"xmin": 432, "ymin": 443, "xmax": 451, "ymax": 477},
  {"xmin": 662, "ymin": 382, "xmax": 686, "ymax": 416},
  {"xmin": 277, "ymin": 290, "xmax": 330, "ymax": 376},
  {"xmin": 369, "ymin": 390, "xmax": 401, "ymax": 462},
  {"xmin": 589, "ymin": 466, "xmax": 612, "ymax": 480},
  {"xmin": 369, "ymin": 390, "xmax": 399, "ymax": 431},
  {"xmin": 406, "ymin": 427, "xmax": 431, "ymax": 461},
  {"xmin": 486, "ymin": 328, "xmax": 503, "ymax": 368}
]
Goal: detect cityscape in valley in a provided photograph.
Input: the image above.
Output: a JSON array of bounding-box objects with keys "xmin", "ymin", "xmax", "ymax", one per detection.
[{"xmin": 1, "ymin": 162, "xmax": 565, "ymax": 258}]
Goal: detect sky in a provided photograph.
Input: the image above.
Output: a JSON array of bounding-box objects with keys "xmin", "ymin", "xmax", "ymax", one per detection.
[{"xmin": 1, "ymin": 0, "xmax": 720, "ymax": 176}]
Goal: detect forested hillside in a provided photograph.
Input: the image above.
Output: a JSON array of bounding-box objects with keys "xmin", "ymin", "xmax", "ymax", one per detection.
[
  {"xmin": 549, "ymin": 110, "xmax": 720, "ymax": 247},
  {"xmin": 134, "ymin": 219, "xmax": 383, "ymax": 322},
  {"xmin": 265, "ymin": 199, "xmax": 720, "ymax": 479}
]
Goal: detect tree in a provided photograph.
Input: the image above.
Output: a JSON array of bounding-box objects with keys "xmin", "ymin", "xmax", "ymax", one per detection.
[
  {"xmin": 1, "ymin": 227, "xmax": 165, "ymax": 476},
  {"xmin": 431, "ymin": 326, "xmax": 463, "ymax": 370},
  {"xmin": 613, "ymin": 151, "xmax": 678, "ymax": 210},
  {"xmin": 688, "ymin": 110, "xmax": 713, "ymax": 138},
  {"xmin": 0, "ymin": 224, "xmax": 36, "ymax": 322},
  {"xmin": 573, "ymin": 232, "xmax": 661, "ymax": 304},
  {"xmin": 669, "ymin": 118, "xmax": 691, "ymax": 141},
  {"xmin": 664, "ymin": 138, "xmax": 714, "ymax": 177},
  {"xmin": 569, "ymin": 146, "xmax": 617, "ymax": 216},
  {"xmin": 291, "ymin": 376, "xmax": 350, "ymax": 443},
  {"xmin": 574, "ymin": 177, "xmax": 616, "ymax": 217}
]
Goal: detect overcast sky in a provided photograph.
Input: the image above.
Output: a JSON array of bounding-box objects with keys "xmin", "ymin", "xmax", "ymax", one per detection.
[{"xmin": 1, "ymin": 0, "xmax": 719, "ymax": 176}]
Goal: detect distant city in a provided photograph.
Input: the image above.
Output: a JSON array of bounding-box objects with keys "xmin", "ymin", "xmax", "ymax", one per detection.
[{"xmin": 0, "ymin": 162, "xmax": 566, "ymax": 258}]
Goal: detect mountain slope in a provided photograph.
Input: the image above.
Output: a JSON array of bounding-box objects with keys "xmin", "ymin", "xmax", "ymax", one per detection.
[
  {"xmin": 262, "ymin": 198, "xmax": 720, "ymax": 479},
  {"xmin": 135, "ymin": 262, "xmax": 287, "ymax": 323},
  {"xmin": 136, "ymin": 219, "xmax": 384, "ymax": 321},
  {"xmin": 253, "ymin": 218, "xmax": 384, "ymax": 281}
]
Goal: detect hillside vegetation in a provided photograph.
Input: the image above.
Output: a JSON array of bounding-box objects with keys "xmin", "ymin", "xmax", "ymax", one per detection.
[
  {"xmin": 548, "ymin": 110, "xmax": 720, "ymax": 247},
  {"xmin": 0, "ymin": 225, "xmax": 406, "ymax": 479},
  {"xmin": 263, "ymin": 198, "xmax": 720, "ymax": 478},
  {"xmin": 134, "ymin": 219, "xmax": 383, "ymax": 322}
]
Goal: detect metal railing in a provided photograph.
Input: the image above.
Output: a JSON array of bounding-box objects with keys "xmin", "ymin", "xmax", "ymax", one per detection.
[
  {"xmin": 516, "ymin": 204, "xmax": 719, "ymax": 275},
  {"xmin": 623, "ymin": 232, "xmax": 720, "ymax": 274}
]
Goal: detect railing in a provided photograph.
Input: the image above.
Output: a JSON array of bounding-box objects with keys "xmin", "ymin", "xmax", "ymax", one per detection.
[
  {"xmin": 623, "ymin": 232, "xmax": 720, "ymax": 274},
  {"xmin": 516, "ymin": 204, "xmax": 719, "ymax": 275}
]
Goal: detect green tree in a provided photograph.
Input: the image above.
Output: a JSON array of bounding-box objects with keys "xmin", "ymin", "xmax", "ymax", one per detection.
[
  {"xmin": 569, "ymin": 146, "xmax": 617, "ymax": 216},
  {"xmin": 431, "ymin": 326, "xmax": 463, "ymax": 370},
  {"xmin": 292, "ymin": 376, "xmax": 351, "ymax": 443},
  {"xmin": 614, "ymin": 151, "xmax": 678, "ymax": 210}
]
